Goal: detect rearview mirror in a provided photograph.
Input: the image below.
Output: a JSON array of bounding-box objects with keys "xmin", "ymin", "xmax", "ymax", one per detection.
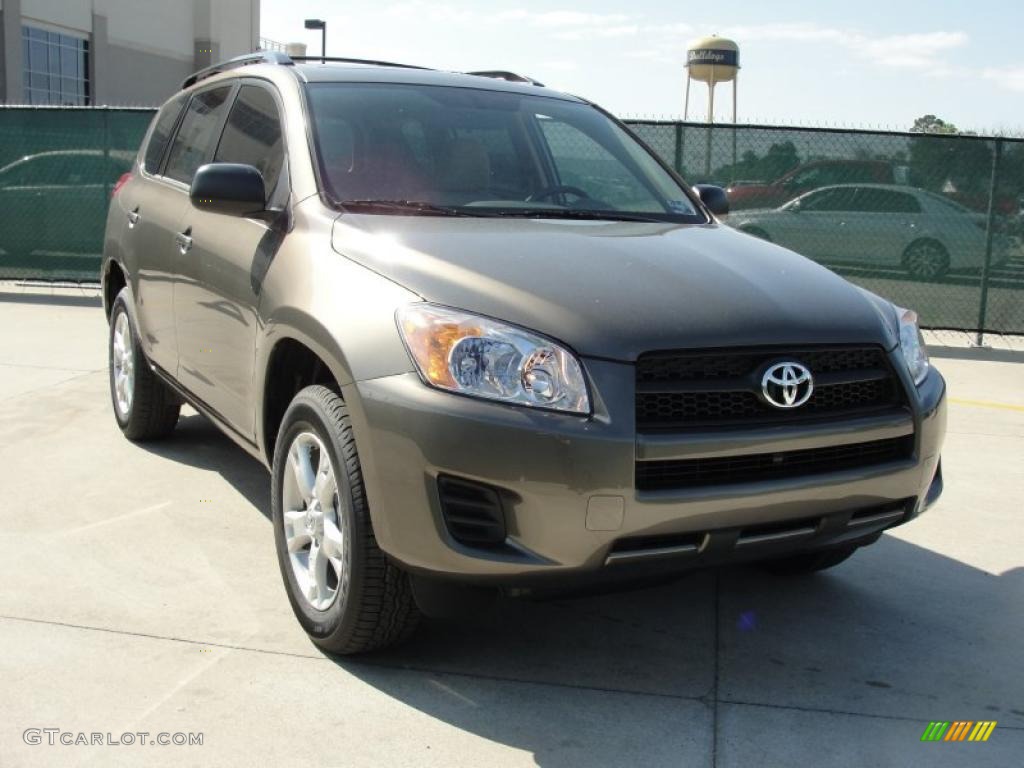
[
  {"xmin": 693, "ymin": 184, "xmax": 729, "ymax": 216},
  {"xmin": 190, "ymin": 163, "xmax": 266, "ymax": 217}
]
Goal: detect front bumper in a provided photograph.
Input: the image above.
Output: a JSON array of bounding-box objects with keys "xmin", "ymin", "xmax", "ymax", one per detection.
[{"xmin": 344, "ymin": 357, "xmax": 946, "ymax": 585}]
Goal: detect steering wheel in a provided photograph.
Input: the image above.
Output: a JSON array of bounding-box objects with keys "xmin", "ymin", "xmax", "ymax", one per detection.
[{"xmin": 526, "ymin": 185, "xmax": 593, "ymax": 203}]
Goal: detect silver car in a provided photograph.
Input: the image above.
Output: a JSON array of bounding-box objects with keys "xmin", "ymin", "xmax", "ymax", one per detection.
[{"xmin": 732, "ymin": 183, "xmax": 1013, "ymax": 280}]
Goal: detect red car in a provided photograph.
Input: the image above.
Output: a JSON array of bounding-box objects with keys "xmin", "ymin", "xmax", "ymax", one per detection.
[{"xmin": 726, "ymin": 160, "xmax": 896, "ymax": 211}]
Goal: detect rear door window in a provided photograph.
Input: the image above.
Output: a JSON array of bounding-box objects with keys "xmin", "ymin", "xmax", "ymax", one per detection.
[
  {"xmin": 143, "ymin": 95, "xmax": 188, "ymax": 174},
  {"xmin": 164, "ymin": 86, "xmax": 233, "ymax": 185},
  {"xmin": 213, "ymin": 85, "xmax": 285, "ymax": 197},
  {"xmin": 853, "ymin": 188, "xmax": 921, "ymax": 213},
  {"xmin": 798, "ymin": 187, "xmax": 857, "ymax": 212}
]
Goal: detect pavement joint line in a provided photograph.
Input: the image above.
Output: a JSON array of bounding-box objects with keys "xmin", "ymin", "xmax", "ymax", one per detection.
[
  {"xmin": 56, "ymin": 501, "xmax": 174, "ymax": 536},
  {"xmin": 0, "ymin": 362, "xmax": 100, "ymax": 373},
  {"xmin": 0, "ymin": 369, "xmax": 102, "ymax": 402},
  {"xmin": 7, "ymin": 613, "xmax": 1017, "ymax": 732},
  {"xmin": 0, "ymin": 613, "xmax": 703, "ymax": 703},
  {"xmin": 950, "ymin": 397, "xmax": 1024, "ymax": 413}
]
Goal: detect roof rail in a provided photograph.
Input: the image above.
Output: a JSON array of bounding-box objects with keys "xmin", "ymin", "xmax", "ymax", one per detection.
[
  {"xmin": 467, "ymin": 70, "xmax": 545, "ymax": 87},
  {"xmin": 288, "ymin": 56, "xmax": 431, "ymax": 71},
  {"xmin": 182, "ymin": 51, "xmax": 293, "ymax": 89}
]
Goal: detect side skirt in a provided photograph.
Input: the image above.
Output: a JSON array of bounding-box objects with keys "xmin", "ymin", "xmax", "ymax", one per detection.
[{"xmin": 150, "ymin": 361, "xmax": 270, "ymax": 470}]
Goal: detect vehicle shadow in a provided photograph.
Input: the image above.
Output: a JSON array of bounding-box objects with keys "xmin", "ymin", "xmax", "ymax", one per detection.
[
  {"xmin": 137, "ymin": 410, "xmax": 271, "ymax": 519},
  {"xmin": 133, "ymin": 412, "xmax": 1024, "ymax": 766},
  {"xmin": 334, "ymin": 543, "xmax": 1023, "ymax": 766}
]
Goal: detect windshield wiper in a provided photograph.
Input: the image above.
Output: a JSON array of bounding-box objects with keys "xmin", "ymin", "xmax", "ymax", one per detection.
[
  {"xmin": 491, "ymin": 208, "xmax": 664, "ymax": 223},
  {"xmin": 338, "ymin": 199, "xmax": 478, "ymax": 217}
]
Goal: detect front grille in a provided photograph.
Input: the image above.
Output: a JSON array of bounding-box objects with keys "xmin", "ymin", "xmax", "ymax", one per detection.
[
  {"xmin": 437, "ymin": 475, "xmax": 507, "ymax": 547},
  {"xmin": 636, "ymin": 346, "xmax": 906, "ymax": 431},
  {"xmin": 635, "ymin": 435, "xmax": 914, "ymax": 491}
]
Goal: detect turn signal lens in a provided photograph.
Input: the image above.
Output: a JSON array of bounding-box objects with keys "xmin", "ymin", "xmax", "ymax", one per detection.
[{"xmin": 396, "ymin": 304, "xmax": 590, "ymax": 414}]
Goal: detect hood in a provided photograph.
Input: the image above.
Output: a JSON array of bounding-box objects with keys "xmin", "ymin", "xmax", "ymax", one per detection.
[{"xmin": 331, "ymin": 215, "xmax": 898, "ymax": 361}]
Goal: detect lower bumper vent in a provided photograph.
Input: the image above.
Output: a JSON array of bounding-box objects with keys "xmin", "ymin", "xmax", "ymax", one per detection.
[
  {"xmin": 437, "ymin": 475, "xmax": 507, "ymax": 547},
  {"xmin": 636, "ymin": 435, "xmax": 914, "ymax": 492}
]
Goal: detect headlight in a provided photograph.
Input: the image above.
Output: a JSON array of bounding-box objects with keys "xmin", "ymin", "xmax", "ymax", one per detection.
[
  {"xmin": 896, "ymin": 307, "xmax": 930, "ymax": 386},
  {"xmin": 396, "ymin": 304, "xmax": 591, "ymax": 414}
]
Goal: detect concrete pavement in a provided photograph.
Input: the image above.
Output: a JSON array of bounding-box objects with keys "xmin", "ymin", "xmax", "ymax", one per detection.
[{"xmin": 0, "ymin": 286, "xmax": 1021, "ymax": 767}]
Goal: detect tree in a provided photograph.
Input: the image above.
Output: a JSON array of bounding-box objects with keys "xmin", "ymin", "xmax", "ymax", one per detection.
[
  {"xmin": 712, "ymin": 141, "xmax": 800, "ymax": 182},
  {"xmin": 907, "ymin": 114, "xmax": 991, "ymax": 200},
  {"xmin": 911, "ymin": 114, "xmax": 959, "ymax": 135}
]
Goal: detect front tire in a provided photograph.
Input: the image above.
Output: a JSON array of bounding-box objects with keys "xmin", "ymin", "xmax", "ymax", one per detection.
[
  {"xmin": 272, "ymin": 385, "xmax": 420, "ymax": 654},
  {"xmin": 108, "ymin": 289, "xmax": 180, "ymax": 440}
]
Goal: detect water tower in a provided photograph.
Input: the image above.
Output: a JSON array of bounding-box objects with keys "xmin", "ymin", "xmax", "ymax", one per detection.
[
  {"xmin": 684, "ymin": 36, "xmax": 740, "ymax": 179},
  {"xmin": 685, "ymin": 36, "xmax": 739, "ymax": 123}
]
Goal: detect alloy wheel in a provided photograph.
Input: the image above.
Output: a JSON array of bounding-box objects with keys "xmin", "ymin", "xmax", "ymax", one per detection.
[
  {"xmin": 281, "ymin": 431, "xmax": 348, "ymax": 611},
  {"xmin": 112, "ymin": 311, "xmax": 135, "ymax": 418},
  {"xmin": 907, "ymin": 243, "xmax": 947, "ymax": 280}
]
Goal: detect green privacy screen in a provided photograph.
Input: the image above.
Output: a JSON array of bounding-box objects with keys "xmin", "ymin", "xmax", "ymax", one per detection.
[
  {"xmin": 0, "ymin": 107, "xmax": 152, "ymax": 282},
  {"xmin": 0, "ymin": 107, "xmax": 1021, "ymax": 335}
]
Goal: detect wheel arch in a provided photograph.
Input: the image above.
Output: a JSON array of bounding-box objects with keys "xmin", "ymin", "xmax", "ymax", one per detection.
[
  {"xmin": 257, "ymin": 316, "xmax": 355, "ymax": 465},
  {"xmin": 101, "ymin": 258, "xmax": 129, "ymax": 321},
  {"xmin": 901, "ymin": 236, "xmax": 948, "ymax": 264}
]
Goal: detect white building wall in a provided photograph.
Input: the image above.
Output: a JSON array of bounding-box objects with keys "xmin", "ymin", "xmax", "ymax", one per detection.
[
  {"xmin": 1, "ymin": 0, "xmax": 259, "ymax": 105},
  {"xmin": 19, "ymin": 0, "xmax": 90, "ymax": 34},
  {"xmin": 97, "ymin": 0, "xmax": 194, "ymax": 60}
]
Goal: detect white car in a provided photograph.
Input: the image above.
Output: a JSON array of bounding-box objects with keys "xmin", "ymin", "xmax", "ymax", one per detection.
[{"xmin": 731, "ymin": 183, "xmax": 1013, "ymax": 280}]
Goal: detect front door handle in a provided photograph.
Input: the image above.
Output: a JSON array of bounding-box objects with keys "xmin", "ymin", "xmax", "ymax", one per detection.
[
  {"xmin": 176, "ymin": 228, "xmax": 193, "ymax": 255},
  {"xmin": 127, "ymin": 207, "xmax": 140, "ymax": 228}
]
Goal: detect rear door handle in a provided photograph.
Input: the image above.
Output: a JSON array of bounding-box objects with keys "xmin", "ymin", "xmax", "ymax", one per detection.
[
  {"xmin": 176, "ymin": 228, "xmax": 193, "ymax": 255},
  {"xmin": 127, "ymin": 208, "xmax": 140, "ymax": 228}
]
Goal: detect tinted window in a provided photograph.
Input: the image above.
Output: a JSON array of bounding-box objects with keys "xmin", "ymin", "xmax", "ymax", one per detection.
[
  {"xmin": 798, "ymin": 188, "xmax": 857, "ymax": 212},
  {"xmin": 853, "ymin": 188, "xmax": 921, "ymax": 213},
  {"xmin": 143, "ymin": 95, "xmax": 187, "ymax": 174},
  {"xmin": 214, "ymin": 85, "xmax": 285, "ymax": 196},
  {"xmin": 307, "ymin": 83, "xmax": 701, "ymax": 220},
  {"xmin": 539, "ymin": 117, "xmax": 671, "ymax": 212},
  {"xmin": 164, "ymin": 87, "xmax": 233, "ymax": 184}
]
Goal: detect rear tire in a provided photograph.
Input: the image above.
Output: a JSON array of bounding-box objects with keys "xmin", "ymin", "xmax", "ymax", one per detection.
[
  {"xmin": 761, "ymin": 545, "xmax": 858, "ymax": 575},
  {"xmin": 904, "ymin": 239, "xmax": 949, "ymax": 281},
  {"xmin": 272, "ymin": 385, "xmax": 420, "ymax": 654},
  {"xmin": 108, "ymin": 289, "xmax": 180, "ymax": 440}
]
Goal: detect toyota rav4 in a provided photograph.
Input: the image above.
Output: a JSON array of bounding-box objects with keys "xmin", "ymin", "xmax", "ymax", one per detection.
[{"xmin": 101, "ymin": 53, "xmax": 946, "ymax": 654}]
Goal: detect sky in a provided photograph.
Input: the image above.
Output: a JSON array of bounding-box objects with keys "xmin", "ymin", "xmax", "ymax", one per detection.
[{"xmin": 259, "ymin": 0, "xmax": 1024, "ymax": 133}]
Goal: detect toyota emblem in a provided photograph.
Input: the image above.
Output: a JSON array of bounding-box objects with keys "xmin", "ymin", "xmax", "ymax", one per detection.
[{"xmin": 761, "ymin": 362, "xmax": 814, "ymax": 409}]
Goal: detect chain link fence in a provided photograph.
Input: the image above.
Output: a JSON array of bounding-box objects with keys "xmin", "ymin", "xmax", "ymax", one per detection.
[
  {"xmin": 630, "ymin": 121, "xmax": 1024, "ymax": 340},
  {"xmin": 1, "ymin": 107, "xmax": 1021, "ymax": 341}
]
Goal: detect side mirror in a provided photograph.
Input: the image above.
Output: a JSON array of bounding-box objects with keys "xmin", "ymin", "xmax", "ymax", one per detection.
[
  {"xmin": 693, "ymin": 184, "xmax": 729, "ymax": 216},
  {"xmin": 190, "ymin": 163, "xmax": 266, "ymax": 217},
  {"xmin": 789, "ymin": 199, "xmax": 802, "ymax": 213}
]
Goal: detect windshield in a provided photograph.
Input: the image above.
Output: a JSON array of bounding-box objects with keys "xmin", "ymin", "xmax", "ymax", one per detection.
[{"xmin": 306, "ymin": 82, "xmax": 704, "ymax": 222}]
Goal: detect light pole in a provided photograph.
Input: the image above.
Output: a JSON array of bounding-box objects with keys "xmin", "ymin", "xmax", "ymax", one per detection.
[{"xmin": 304, "ymin": 19, "xmax": 326, "ymax": 62}]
